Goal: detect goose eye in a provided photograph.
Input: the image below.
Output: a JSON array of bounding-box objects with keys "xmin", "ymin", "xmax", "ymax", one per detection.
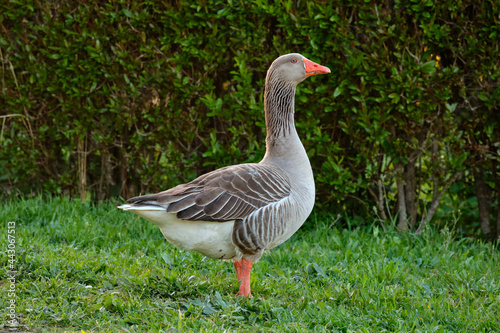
[{"xmin": 291, "ymin": 58, "xmax": 297, "ymax": 63}]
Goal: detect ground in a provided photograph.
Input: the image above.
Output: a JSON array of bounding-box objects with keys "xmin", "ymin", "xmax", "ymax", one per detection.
[{"xmin": 0, "ymin": 197, "xmax": 499, "ymax": 332}]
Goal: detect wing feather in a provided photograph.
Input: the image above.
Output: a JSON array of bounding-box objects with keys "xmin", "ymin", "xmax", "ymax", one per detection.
[
  {"xmin": 194, "ymin": 187, "xmax": 225, "ymax": 205},
  {"xmin": 203, "ymin": 192, "xmax": 232, "ymax": 216},
  {"xmin": 126, "ymin": 163, "xmax": 291, "ymax": 222},
  {"xmin": 166, "ymin": 194, "xmax": 196, "ymax": 212}
]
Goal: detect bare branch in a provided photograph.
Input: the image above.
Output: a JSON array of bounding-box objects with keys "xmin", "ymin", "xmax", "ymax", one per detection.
[
  {"xmin": 7, "ymin": 59, "xmax": 35, "ymax": 147},
  {"xmin": 495, "ymin": 166, "xmax": 500, "ymax": 241},
  {"xmin": 372, "ymin": 179, "xmax": 388, "ymax": 223},
  {"xmin": 416, "ymin": 171, "xmax": 463, "ymax": 235},
  {"xmin": 396, "ymin": 163, "xmax": 408, "ymax": 231},
  {"xmin": 382, "ymin": 175, "xmax": 393, "ymax": 223},
  {"xmin": 0, "ymin": 114, "xmax": 26, "ymax": 119}
]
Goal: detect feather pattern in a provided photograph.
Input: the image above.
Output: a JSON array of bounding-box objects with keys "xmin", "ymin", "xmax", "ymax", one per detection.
[
  {"xmin": 264, "ymin": 77, "xmax": 295, "ymax": 139},
  {"xmin": 119, "ymin": 53, "xmax": 330, "ymax": 297},
  {"xmin": 127, "ymin": 163, "xmax": 291, "ymax": 223}
]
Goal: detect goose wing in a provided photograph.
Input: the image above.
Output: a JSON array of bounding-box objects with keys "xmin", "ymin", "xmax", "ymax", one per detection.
[{"xmin": 126, "ymin": 164, "xmax": 291, "ymax": 222}]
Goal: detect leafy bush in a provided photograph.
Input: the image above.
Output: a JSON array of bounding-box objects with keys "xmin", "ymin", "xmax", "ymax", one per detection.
[{"xmin": 1, "ymin": 0, "xmax": 499, "ymax": 236}]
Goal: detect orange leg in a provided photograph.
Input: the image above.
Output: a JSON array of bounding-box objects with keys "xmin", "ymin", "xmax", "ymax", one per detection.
[
  {"xmin": 235, "ymin": 258, "xmax": 253, "ymax": 298},
  {"xmin": 233, "ymin": 260, "xmax": 243, "ymax": 281}
]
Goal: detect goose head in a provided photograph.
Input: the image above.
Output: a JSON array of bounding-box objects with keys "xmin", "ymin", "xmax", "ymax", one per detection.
[{"xmin": 267, "ymin": 53, "xmax": 331, "ymax": 86}]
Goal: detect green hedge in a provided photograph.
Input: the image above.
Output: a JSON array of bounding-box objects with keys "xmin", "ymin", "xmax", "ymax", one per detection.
[{"xmin": 1, "ymin": 1, "xmax": 499, "ymax": 236}]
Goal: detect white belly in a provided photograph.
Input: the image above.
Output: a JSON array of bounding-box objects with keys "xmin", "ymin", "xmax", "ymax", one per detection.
[{"xmin": 129, "ymin": 209, "xmax": 237, "ymax": 260}]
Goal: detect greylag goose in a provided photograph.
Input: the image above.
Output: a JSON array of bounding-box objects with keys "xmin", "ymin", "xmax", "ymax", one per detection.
[{"xmin": 118, "ymin": 53, "xmax": 330, "ymax": 297}]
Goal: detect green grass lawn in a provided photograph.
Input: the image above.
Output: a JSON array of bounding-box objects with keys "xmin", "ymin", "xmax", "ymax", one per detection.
[{"xmin": 1, "ymin": 197, "xmax": 499, "ymax": 332}]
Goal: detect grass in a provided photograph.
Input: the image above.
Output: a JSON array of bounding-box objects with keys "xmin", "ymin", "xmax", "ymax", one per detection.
[{"xmin": 1, "ymin": 196, "xmax": 499, "ymax": 332}]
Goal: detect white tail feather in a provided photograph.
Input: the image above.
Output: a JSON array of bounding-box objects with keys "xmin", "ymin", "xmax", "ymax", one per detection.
[{"xmin": 118, "ymin": 204, "xmax": 166, "ymax": 211}]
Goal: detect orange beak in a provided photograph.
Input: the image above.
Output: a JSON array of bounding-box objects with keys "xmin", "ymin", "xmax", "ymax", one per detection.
[{"xmin": 303, "ymin": 58, "xmax": 331, "ymax": 76}]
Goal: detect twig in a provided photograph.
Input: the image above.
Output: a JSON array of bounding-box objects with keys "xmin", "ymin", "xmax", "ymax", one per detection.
[
  {"xmin": 0, "ymin": 46, "xmax": 5, "ymax": 95},
  {"xmin": 77, "ymin": 135, "xmax": 88, "ymax": 202},
  {"xmin": 133, "ymin": 122, "xmax": 152, "ymax": 137},
  {"xmin": 416, "ymin": 154, "xmax": 422, "ymax": 220},
  {"xmin": 374, "ymin": 3, "xmax": 380, "ymax": 24},
  {"xmin": 406, "ymin": 46, "xmax": 421, "ymax": 65},
  {"xmin": 0, "ymin": 114, "xmax": 26, "ymax": 145},
  {"xmin": 416, "ymin": 171, "xmax": 463, "ymax": 235},
  {"xmin": 0, "ymin": 117, "xmax": 5, "ymax": 145},
  {"xmin": 368, "ymin": 178, "xmax": 388, "ymax": 224},
  {"xmin": 346, "ymin": 194, "xmax": 369, "ymax": 212},
  {"xmin": 396, "ymin": 163, "xmax": 408, "ymax": 231},
  {"xmin": 495, "ymin": 166, "xmax": 500, "ymax": 240},
  {"xmin": 382, "ymin": 175, "xmax": 393, "ymax": 223},
  {"xmin": 377, "ymin": 179, "xmax": 387, "ymax": 220},
  {"xmin": 0, "ymin": 114, "xmax": 25, "ymax": 119},
  {"xmin": 8, "ymin": 59, "xmax": 35, "ymax": 147}
]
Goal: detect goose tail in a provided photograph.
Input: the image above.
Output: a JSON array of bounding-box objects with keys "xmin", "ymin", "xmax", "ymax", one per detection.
[{"xmin": 118, "ymin": 203, "xmax": 166, "ymax": 211}]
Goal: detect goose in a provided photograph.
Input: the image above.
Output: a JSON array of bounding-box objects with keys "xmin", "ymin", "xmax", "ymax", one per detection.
[{"xmin": 118, "ymin": 53, "xmax": 330, "ymax": 297}]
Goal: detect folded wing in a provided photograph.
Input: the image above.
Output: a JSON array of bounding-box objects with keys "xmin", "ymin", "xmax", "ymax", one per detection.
[{"xmin": 126, "ymin": 164, "xmax": 291, "ymax": 222}]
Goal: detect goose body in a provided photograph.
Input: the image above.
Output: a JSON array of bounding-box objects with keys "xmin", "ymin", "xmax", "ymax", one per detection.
[{"xmin": 119, "ymin": 53, "xmax": 330, "ymax": 297}]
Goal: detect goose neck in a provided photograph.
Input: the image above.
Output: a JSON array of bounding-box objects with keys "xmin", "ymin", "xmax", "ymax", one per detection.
[{"xmin": 264, "ymin": 78, "xmax": 296, "ymax": 141}]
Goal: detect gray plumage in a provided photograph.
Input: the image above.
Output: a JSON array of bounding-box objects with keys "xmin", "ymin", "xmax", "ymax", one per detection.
[
  {"xmin": 118, "ymin": 53, "xmax": 330, "ymax": 297},
  {"xmin": 127, "ymin": 163, "xmax": 292, "ymax": 255},
  {"xmin": 127, "ymin": 164, "xmax": 290, "ymax": 223}
]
